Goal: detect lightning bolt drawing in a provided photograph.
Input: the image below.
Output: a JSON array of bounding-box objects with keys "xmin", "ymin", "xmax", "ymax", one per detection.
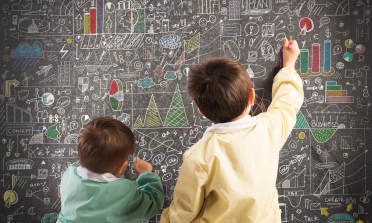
[{"xmin": 60, "ymin": 44, "xmax": 68, "ymax": 59}]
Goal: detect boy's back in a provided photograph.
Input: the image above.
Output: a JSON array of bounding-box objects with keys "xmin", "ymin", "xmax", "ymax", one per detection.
[
  {"xmin": 58, "ymin": 164, "xmax": 163, "ymax": 223},
  {"xmin": 57, "ymin": 117, "xmax": 164, "ymax": 223},
  {"xmin": 161, "ymin": 39, "xmax": 303, "ymax": 222}
]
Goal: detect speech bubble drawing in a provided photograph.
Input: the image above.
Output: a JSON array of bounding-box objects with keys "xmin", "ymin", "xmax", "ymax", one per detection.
[
  {"xmin": 333, "ymin": 45, "xmax": 342, "ymax": 55},
  {"xmin": 319, "ymin": 17, "xmax": 330, "ymax": 28},
  {"xmin": 165, "ymin": 155, "xmax": 178, "ymax": 166}
]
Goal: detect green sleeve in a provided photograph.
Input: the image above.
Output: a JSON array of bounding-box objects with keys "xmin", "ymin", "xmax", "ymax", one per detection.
[{"xmin": 126, "ymin": 172, "xmax": 164, "ymax": 222}]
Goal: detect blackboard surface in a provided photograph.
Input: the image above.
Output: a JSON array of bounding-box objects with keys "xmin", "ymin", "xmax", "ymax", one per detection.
[{"xmin": 1, "ymin": 0, "xmax": 371, "ymax": 222}]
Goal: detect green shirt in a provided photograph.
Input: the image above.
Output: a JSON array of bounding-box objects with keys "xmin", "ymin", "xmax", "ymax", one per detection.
[{"xmin": 57, "ymin": 164, "xmax": 164, "ymax": 223}]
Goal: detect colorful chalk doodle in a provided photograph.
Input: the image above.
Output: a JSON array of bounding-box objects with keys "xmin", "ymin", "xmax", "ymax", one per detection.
[{"xmin": 0, "ymin": 0, "xmax": 371, "ymax": 222}]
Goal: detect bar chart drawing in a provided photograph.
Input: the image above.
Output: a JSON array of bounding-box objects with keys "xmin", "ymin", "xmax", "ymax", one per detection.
[
  {"xmin": 341, "ymin": 136, "xmax": 354, "ymax": 150},
  {"xmin": 276, "ymin": 167, "xmax": 306, "ymax": 188},
  {"xmin": 298, "ymin": 40, "xmax": 334, "ymax": 77},
  {"xmin": 325, "ymin": 81, "xmax": 354, "ymax": 103}
]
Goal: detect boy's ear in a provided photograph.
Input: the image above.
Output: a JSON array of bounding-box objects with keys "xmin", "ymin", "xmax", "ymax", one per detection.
[
  {"xmin": 198, "ymin": 108, "xmax": 204, "ymax": 116},
  {"xmin": 248, "ymin": 88, "xmax": 255, "ymax": 106},
  {"xmin": 117, "ymin": 160, "xmax": 128, "ymax": 171}
]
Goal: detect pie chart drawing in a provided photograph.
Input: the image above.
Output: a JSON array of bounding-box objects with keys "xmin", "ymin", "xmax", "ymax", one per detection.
[
  {"xmin": 355, "ymin": 44, "xmax": 365, "ymax": 54},
  {"xmin": 343, "ymin": 52, "xmax": 353, "ymax": 62},
  {"xmin": 299, "ymin": 17, "xmax": 314, "ymax": 34},
  {"xmin": 109, "ymin": 79, "xmax": 123, "ymax": 111},
  {"xmin": 4, "ymin": 190, "xmax": 18, "ymax": 208},
  {"xmin": 345, "ymin": 39, "xmax": 354, "ymax": 48}
]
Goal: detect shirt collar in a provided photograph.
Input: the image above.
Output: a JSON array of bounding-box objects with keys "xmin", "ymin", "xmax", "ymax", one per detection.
[
  {"xmin": 204, "ymin": 115, "xmax": 257, "ymax": 135},
  {"xmin": 76, "ymin": 166, "xmax": 119, "ymax": 182}
]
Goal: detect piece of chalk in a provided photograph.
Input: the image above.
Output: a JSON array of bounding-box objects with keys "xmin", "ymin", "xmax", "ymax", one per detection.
[
  {"xmin": 290, "ymin": 36, "xmax": 293, "ymax": 41},
  {"xmin": 288, "ymin": 43, "xmax": 294, "ymax": 49}
]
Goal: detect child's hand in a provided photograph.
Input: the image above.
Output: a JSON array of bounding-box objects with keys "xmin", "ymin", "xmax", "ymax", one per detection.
[
  {"xmin": 133, "ymin": 157, "xmax": 153, "ymax": 176},
  {"xmin": 282, "ymin": 37, "xmax": 300, "ymax": 69}
]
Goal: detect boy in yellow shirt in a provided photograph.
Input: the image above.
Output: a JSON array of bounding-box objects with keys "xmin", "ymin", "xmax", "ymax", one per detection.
[{"xmin": 161, "ymin": 38, "xmax": 304, "ymax": 222}]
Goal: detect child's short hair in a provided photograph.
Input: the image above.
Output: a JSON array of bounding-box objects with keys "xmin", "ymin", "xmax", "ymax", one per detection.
[
  {"xmin": 78, "ymin": 117, "xmax": 135, "ymax": 174},
  {"xmin": 188, "ymin": 58, "xmax": 252, "ymax": 123}
]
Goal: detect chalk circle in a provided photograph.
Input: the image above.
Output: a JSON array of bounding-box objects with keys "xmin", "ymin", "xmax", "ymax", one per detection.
[
  {"xmin": 152, "ymin": 153, "xmax": 166, "ymax": 165},
  {"xmin": 105, "ymin": 2, "xmax": 115, "ymax": 13},
  {"xmin": 134, "ymin": 61, "xmax": 143, "ymax": 70},
  {"xmin": 1, "ymin": 18, "xmax": 8, "ymax": 26},
  {"xmin": 145, "ymin": 37, "xmax": 152, "ymax": 44},
  {"xmin": 244, "ymin": 22, "xmax": 259, "ymax": 36},
  {"xmin": 355, "ymin": 44, "xmax": 365, "ymax": 54},
  {"xmin": 223, "ymin": 40, "xmax": 240, "ymax": 61},
  {"xmin": 165, "ymin": 155, "xmax": 178, "ymax": 166},
  {"xmin": 279, "ymin": 165, "xmax": 289, "ymax": 175},
  {"xmin": 162, "ymin": 172, "xmax": 172, "ymax": 181},
  {"xmin": 43, "ymin": 187, "xmax": 49, "ymax": 193},
  {"xmin": 343, "ymin": 52, "xmax": 353, "ymax": 62},
  {"xmin": 299, "ymin": 17, "xmax": 314, "ymax": 32},
  {"xmin": 199, "ymin": 18, "xmax": 207, "ymax": 27},
  {"xmin": 138, "ymin": 148, "xmax": 153, "ymax": 161},
  {"xmin": 336, "ymin": 62, "xmax": 344, "ymax": 69},
  {"xmin": 41, "ymin": 93, "xmax": 54, "ymax": 106},
  {"xmin": 333, "ymin": 45, "xmax": 342, "ymax": 55},
  {"xmin": 209, "ymin": 15, "xmax": 216, "ymax": 23},
  {"xmin": 298, "ymin": 132, "xmax": 305, "ymax": 139},
  {"xmin": 57, "ymin": 108, "xmax": 65, "ymax": 115},
  {"xmin": 344, "ymin": 39, "xmax": 353, "ymax": 48}
]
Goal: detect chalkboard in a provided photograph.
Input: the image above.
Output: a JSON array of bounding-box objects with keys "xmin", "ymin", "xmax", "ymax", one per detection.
[{"xmin": 0, "ymin": 0, "xmax": 371, "ymax": 222}]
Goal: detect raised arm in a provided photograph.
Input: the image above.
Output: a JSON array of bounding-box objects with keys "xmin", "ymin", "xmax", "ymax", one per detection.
[{"xmin": 258, "ymin": 38, "xmax": 304, "ymax": 148}]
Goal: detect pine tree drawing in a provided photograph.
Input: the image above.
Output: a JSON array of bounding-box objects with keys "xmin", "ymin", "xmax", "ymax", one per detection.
[
  {"xmin": 134, "ymin": 116, "xmax": 143, "ymax": 128},
  {"xmin": 143, "ymin": 95, "xmax": 162, "ymax": 127},
  {"xmin": 164, "ymin": 85, "xmax": 188, "ymax": 127}
]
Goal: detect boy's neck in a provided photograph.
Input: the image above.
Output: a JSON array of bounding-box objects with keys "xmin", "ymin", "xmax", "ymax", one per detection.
[{"xmin": 230, "ymin": 106, "xmax": 251, "ymax": 122}]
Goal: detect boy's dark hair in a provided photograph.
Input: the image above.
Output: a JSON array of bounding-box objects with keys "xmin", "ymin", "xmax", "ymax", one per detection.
[
  {"xmin": 78, "ymin": 117, "xmax": 135, "ymax": 174},
  {"xmin": 188, "ymin": 58, "xmax": 252, "ymax": 123}
]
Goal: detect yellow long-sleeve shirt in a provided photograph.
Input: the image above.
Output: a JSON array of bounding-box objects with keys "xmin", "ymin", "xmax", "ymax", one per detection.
[{"xmin": 161, "ymin": 67, "xmax": 304, "ymax": 223}]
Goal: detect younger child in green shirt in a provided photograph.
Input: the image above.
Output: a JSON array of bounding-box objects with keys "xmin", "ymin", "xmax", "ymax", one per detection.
[{"xmin": 57, "ymin": 117, "xmax": 164, "ymax": 223}]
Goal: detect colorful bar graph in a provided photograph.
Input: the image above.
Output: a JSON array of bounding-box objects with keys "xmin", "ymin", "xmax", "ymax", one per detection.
[
  {"xmin": 300, "ymin": 49, "xmax": 308, "ymax": 74},
  {"xmin": 90, "ymin": 7, "xmax": 96, "ymax": 34},
  {"xmin": 84, "ymin": 13, "xmax": 90, "ymax": 34},
  {"xmin": 327, "ymin": 81, "xmax": 336, "ymax": 85},
  {"xmin": 325, "ymin": 81, "xmax": 354, "ymax": 103},
  {"xmin": 312, "ymin": 43, "xmax": 320, "ymax": 73},
  {"xmin": 97, "ymin": 0, "xmax": 103, "ymax": 34},
  {"xmin": 327, "ymin": 85, "xmax": 341, "ymax": 90},
  {"xmin": 324, "ymin": 40, "xmax": 331, "ymax": 73}
]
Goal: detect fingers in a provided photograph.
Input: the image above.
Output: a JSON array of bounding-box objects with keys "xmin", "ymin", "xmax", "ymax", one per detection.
[
  {"xmin": 289, "ymin": 40, "xmax": 298, "ymax": 49},
  {"xmin": 135, "ymin": 157, "xmax": 139, "ymax": 163},
  {"xmin": 283, "ymin": 37, "xmax": 288, "ymax": 47}
]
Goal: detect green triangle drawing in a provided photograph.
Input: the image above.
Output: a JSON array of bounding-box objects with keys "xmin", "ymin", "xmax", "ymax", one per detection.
[
  {"xmin": 164, "ymin": 85, "xmax": 188, "ymax": 127},
  {"xmin": 294, "ymin": 111, "xmax": 309, "ymax": 129},
  {"xmin": 134, "ymin": 116, "xmax": 143, "ymax": 128},
  {"xmin": 311, "ymin": 129, "xmax": 337, "ymax": 143},
  {"xmin": 5, "ymin": 198, "xmax": 10, "ymax": 208},
  {"xmin": 143, "ymin": 95, "xmax": 162, "ymax": 127}
]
